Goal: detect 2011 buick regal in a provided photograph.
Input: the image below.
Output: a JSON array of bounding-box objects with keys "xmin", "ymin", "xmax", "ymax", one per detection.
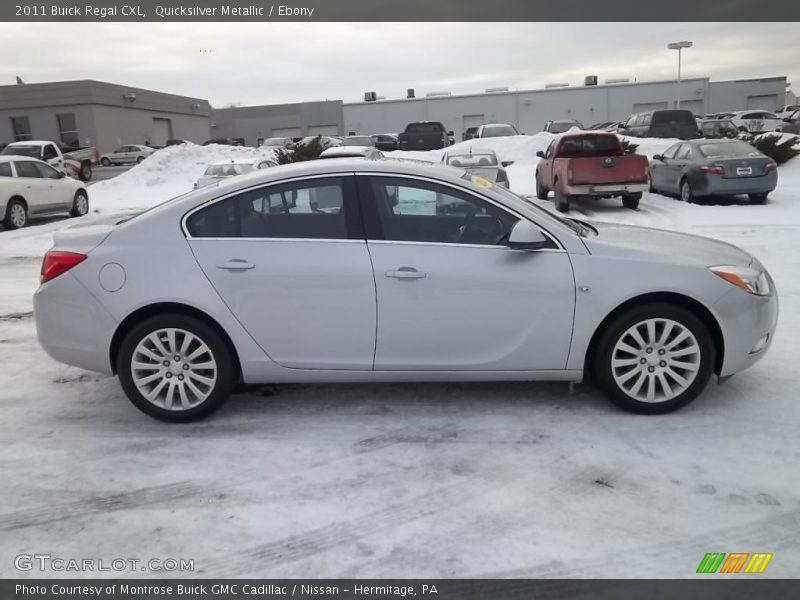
[{"xmin": 34, "ymin": 159, "xmax": 778, "ymax": 421}]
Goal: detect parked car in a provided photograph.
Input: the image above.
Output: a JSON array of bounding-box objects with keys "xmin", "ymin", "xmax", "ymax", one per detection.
[
  {"xmin": 33, "ymin": 158, "xmax": 777, "ymax": 421},
  {"xmin": 586, "ymin": 121, "xmax": 618, "ymax": 131},
  {"xmin": 782, "ymin": 110, "xmax": 800, "ymax": 134},
  {"xmin": 462, "ymin": 127, "xmax": 480, "ymax": 141},
  {"xmin": 1, "ymin": 140, "xmax": 99, "ymax": 181},
  {"xmin": 543, "ymin": 120, "xmax": 584, "ymax": 134},
  {"xmin": 398, "ymin": 122, "xmax": 452, "ymax": 150},
  {"xmin": 342, "ymin": 135, "xmax": 376, "ymax": 147},
  {"xmin": 100, "ymin": 144, "xmax": 155, "ymax": 166},
  {"xmin": 319, "ymin": 146, "xmax": 384, "ymax": 160},
  {"xmin": 777, "ymin": 104, "xmax": 800, "ymax": 118},
  {"xmin": 202, "ymin": 138, "xmax": 245, "ymax": 146},
  {"xmin": 535, "ymin": 132, "xmax": 649, "ymax": 211},
  {"xmin": 0, "ymin": 156, "xmax": 89, "ymax": 229},
  {"xmin": 371, "ymin": 134, "xmax": 398, "ymax": 151},
  {"xmin": 727, "ymin": 111, "xmax": 784, "ymax": 134},
  {"xmin": 440, "ymin": 149, "xmax": 512, "ymax": 189},
  {"xmin": 649, "ymin": 139, "xmax": 777, "ymax": 204},
  {"xmin": 259, "ymin": 137, "xmax": 294, "ymax": 151},
  {"xmin": 297, "ymin": 135, "xmax": 342, "ymax": 150},
  {"xmin": 699, "ymin": 119, "xmax": 739, "ymax": 139},
  {"xmin": 474, "ymin": 123, "xmax": 520, "ymax": 138},
  {"xmin": 618, "ymin": 110, "xmax": 700, "ymax": 139},
  {"xmin": 166, "ymin": 139, "xmax": 192, "ymax": 146},
  {"xmin": 194, "ymin": 158, "xmax": 276, "ymax": 189}
]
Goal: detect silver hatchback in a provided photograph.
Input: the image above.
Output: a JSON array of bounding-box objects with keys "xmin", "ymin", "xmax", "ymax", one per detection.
[{"xmin": 34, "ymin": 160, "xmax": 778, "ymax": 421}]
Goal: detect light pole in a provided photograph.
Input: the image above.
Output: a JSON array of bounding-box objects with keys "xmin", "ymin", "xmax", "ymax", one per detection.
[{"xmin": 667, "ymin": 41, "xmax": 693, "ymax": 109}]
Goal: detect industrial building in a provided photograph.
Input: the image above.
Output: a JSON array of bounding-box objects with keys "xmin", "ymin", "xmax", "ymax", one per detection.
[
  {"xmin": 0, "ymin": 80, "xmax": 211, "ymax": 152},
  {"xmin": 343, "ymin": 77, "xmax": 789, "ymax": 138}
]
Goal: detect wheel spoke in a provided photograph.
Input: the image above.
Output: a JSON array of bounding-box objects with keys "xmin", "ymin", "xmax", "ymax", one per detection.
[
  {"xmin": 658, "ymin": 321, "xmax": 675, "ymax": 345},
  {"xmin": 135, "ymin": 372, "xmax": 164, "ymax": 386},
  {"xmin": 645, "ymin": 374, "xmax": 656, "ymax": 402},
  {"xmin": 188, "ymin": 360, "xmax": 216, "ymax": 370},
  {"xmin": 645, "ymin": 320, "xmax": 657, "ymax": 345},
  {"xmin": 668, "ymin": 358, "xmax": 699, "ymax": 372},
  {"xmin": 665, "ymin": 330, "xmax": 690, "ymax": 350},
  {"xmin": 656, "ymin": 372, "xmax": 673, "ymax": 400},
  {"xmin": 615, "ymin": 341, "xmax": 640, "ymax": 356},
  {"xmin": 612, "ymin": 357, "xmax": 640, "ymax": 369},
  {"xmin": 177, "ymin": 383, "xmax": 191, "ymax": 409},
  {"xmin": 179, "ymin": 331, "xmax": 194, "ymax": 355},
  {"xmin": 617, "ymin": 366, "xmax": 643, "ymax": 385},
  {"xmin": 145, "ymin": 378, "xmax": 169, "ymax": 402},
  {"xmin": 186, "ymin": 345, "xmax": 209, "ymax": 362},
  {"xmin": 132, "ymin": 360, "xmax": 160, "ymax": 371},
  {"xmin": 166, "ymin": 329, "xmax": 177, "ymax": 355},
  {"xmin": 147, "ymin": 333, "xmax": 170, "ymax": 358},
  {"xmin": 187, "ymin": 372, "xmax": 215, "ymax": 387},
  {"xmin": 668, "ymin": 346, "xmax": 699, "ymax": 359},
  {"xmin": 164, "ymin": 381, "xmax": 177, "ymax": 409},
  {"xmin": 629, "ymin": 370, "xmax": 648, "ymax": 397},
  {"xmin": 628, "ymin": 327, "xmax": 647, "ymax": 349},
  {"xmin": 135, "ymin": 346, "xmax": 162, "ymax": 362}
]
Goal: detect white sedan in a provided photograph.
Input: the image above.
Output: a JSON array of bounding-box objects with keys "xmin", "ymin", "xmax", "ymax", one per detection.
[
  {"xmin": 194, "ymin": 158, "xmax": 277, "ymax": 189},
  {"xmin": 99, "ymin": 145, "xmax": 155, "ymax": 166},
  {"xmin": 727, "ymin": 111, "xmax": 784, "ymax": 134},
  {"xmin": 0, "ymin": 156, "xmax": 89, "ymax": 229}
]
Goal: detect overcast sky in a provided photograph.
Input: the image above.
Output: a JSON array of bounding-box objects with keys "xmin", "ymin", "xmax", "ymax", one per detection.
[{"xmin": 0, "ymin": 22, "xmax": 796, "ymax": 107}]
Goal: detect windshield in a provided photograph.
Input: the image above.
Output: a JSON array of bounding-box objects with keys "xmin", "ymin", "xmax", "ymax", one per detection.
[
  {"xmin": 406, "ymin": 123, "xmax": 445, "ymax": 134},
  {"xmin": 343, "ymin": 137, "xmax": 373, "ymax": 146},
  {"xmin": 559, "ymin": 135, "xmax": 620, "ymax": 154},
  {"xmin": 1, "ymin": 145, "xmax": 39, "ymax": 158},
  {"xmin": 262, "ymin": 138, "xmax": 289, "ymax": 146},
  {"xmin": 549, "ymin": 121, "xmax": 581, "ymax": 133},
  {"xmin": 699, "ymin": 141, "xmax": 761, "ymax": 157},
  {"xmin": 203, "ymin": 163, "xmax": 253, "ymax": 176},
  {"xmin": 482, "ymin": 125, "xmax": 518, "ymax": 137},
  {"xmin": 652, "ymin": 110, "xmax": 696, "ymax": 125},
  {"xmin": 447, "ymin": 153, "xmax": 497, "ymax": 167}
]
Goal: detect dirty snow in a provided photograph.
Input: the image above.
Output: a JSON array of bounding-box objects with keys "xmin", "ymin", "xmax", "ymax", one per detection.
[{"xmin": 1, "ymin": 137, "xmax": 799, "ymax": 578}]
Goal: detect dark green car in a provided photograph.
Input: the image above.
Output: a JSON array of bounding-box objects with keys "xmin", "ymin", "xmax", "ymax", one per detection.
[{"xmin": 649, "ymin": 139, "xmax": 778, "ymax": 204}]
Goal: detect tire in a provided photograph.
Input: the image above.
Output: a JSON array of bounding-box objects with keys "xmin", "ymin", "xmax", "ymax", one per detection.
[
  {"xmin": 648, "ymin": 175, "xmax": 656, "ymax": 193},
  {"xmin": 594, "ymin": 303, "xmax": 715, "ymax": 414},
  {"xmin": 70, "ymin": 190, "xmax": 89, "ymax": 217},
  {"xmin": 100, "ymin": 157, "xmax": 111, "ymax": 167},
  {"xmin": 117, "ymin": 314, "xmax": 236, "ymax": 422},
  {"xmin": 622, "ymin": 192, "xmax": 641, "ymax": 210},
  {"xmin": 748, "ymin": 192, "xmax": 769, "ymax": 204},
  {"xmin": 79, "ymin": 161, "xmax": 92, "ymax": 181},
  {"xmin": 535, "ymin": 171, "xmax": 549, "ymax": 200},
  {"xmin": 136, "ymin": 156, "xmax": 145, "ymax": 164},
  {"xmin": 2, "ymin": 198, "xmax": 27, "ymax": 229},
  {"xmin": 680, "ymin": 178, "xmax": 695, "ymax": 203},
  {"xmin": 554, "ymin": 184, "xmax": 571, "ymax": 212}
]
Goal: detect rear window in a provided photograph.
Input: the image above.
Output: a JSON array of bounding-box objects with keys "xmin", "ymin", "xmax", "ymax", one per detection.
[
  {"xmin": 482, "ymin": 125, "xmax": 519, "ymax": 137},
  {"xmin": 548, "ymin": 121, "xmax": 581, "ymax": 134},
  {"xmin": 447, "ymin": 153, "xmax": 498, "ymax": 167},
  {"xmin": 405, "ymin": 123, "xmax": 445, "ymax": 133},
  {"xmin": 558, "ymin": 135, "xmax": 620, "ymax": 155},
  {"xmin": 1, "ymin": 145, "xmax": 39, "ymax": 158},
  {"xmin": 698, "ymin": 141, "xmax": 761, "ymax": 158},
  {"xmin": 203, "ymin": 164, "xmax": 253, "ymax": 176},
  {"xmin": 651, "ymin": 110, "xmax": 697, "ymax": 125},
  {"xmin": 0, "ymin": 163, "xmax": 11, "ymax": 177}
]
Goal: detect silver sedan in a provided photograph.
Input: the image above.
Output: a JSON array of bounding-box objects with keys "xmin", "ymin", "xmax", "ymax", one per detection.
[{"xmin": 34, "ymin": 159, "xmax": 778, "ymax": 421}]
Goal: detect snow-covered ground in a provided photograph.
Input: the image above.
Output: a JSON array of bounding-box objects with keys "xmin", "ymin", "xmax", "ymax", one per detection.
[{"xmin": 1, "ymin": 138, "xmax": 799, "ymax": 578}]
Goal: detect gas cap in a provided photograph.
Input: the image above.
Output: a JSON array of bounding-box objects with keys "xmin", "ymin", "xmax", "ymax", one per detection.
[{"xmin": 99, "ymin": 263, "xmax": 126, "ymax": 292}]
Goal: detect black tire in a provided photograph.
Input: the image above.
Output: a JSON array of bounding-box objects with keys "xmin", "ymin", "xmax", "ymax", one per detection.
[
  {"xmin": 535, "ymin": 171, "xmax": 549, "ymax": 200},
  {"xmin": 100, "ymin": 157, "xmax": 111, "ymax": 167},
  {"xmin": 70, "ymin": 190, "xmax": 89, "ymax": 217},
  {"xmin": 748, "ymin": 192, "xmax": 769, "ymax": 204},
  {"xmin": 554, "ymin": 184, "xmax": 571, "ymax": 212},
  {"xmin": 593, "ymin": 303, "xmax": 715, "ymax": 415},
  {"xmin": 679, "ymin": 178, "xmax": 695, "ymax": 203},
  {"xmin": 117, "ymin": 314, "xmax": 236, "ymax": 422},
  {"xmin": 622, "ymin": 192, "xmax": 641, "ymax": 210},
  {"xmin": 2, "ymin": 198, "xmax": 27, "ymax": 229},
  {"xmin": 80, "ymin": 161, "xmax": 92, "ymax": 181},
  {"xmin": 136, "ymin": 156, "xmax": 145, "ymax": 164},
  {"xmin": 648, "ymin": 175, "xmax": 656, "ymax": 193}
]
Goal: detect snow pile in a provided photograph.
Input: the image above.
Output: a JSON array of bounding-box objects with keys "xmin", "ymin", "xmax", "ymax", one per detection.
[{"xmin": 90, "ymin": 144, "xmax": 277, "ymax": 212}]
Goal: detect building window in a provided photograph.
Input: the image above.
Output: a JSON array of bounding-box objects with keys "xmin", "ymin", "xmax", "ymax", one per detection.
[
  {"xmin": 56, "ymin": 113, "xmax": 79, "ymax": 147},
  {"xmin": 10, "ymin": 116, "xmax": 32, "ymax": 141}
]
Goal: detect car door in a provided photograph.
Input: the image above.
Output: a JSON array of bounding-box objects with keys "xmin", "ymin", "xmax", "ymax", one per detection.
[
  {"xmin": 185, "ymin": 174, "xmax": 377, "ymax": 370},
  {"xmin": 668, "ymin": 144, "xmax": 693, "ymax": 190},
  {"xmin": 31, "ymin": 161, "xmax": 72, "ymax": 210},
  {"xmin": 12, "ymin": 160, "xmax": 56, "ymax": 213},
  {"xmin": 358, "ymin": 174, "xmax": 576, "ymax": 371},
  {"xmin": 650, "ymin": 143, "xmax": 681, "ymax": 191},
  {"xmin": 539, "ymin": 140, "xmax": 557, "ymax": 187},
  {"xmin": 41, "ymin": 143, "xmax": 64, "ymax": 171}
]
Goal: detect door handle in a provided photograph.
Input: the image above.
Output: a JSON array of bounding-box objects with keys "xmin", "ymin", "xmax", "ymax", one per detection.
[
  {"xmin": 386, "ymin": 267, "xmax": 426, "ymax": 280},
  {"xmin": 217, "ymin": 259, "xmax": 255, "ymax": 270}
]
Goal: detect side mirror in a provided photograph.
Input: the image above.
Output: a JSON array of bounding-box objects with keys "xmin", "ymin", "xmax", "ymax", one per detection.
[
  {"xmin": 447, "ymin": 131, "xmax": 454, "ymax": 136},
  {"xmin": 501, "ymin": 161, "xmax": 514, "ymax": 167},
  {"xmin": 535, "ymin": 151, "xmax": 545, "ymax": 159},
  {"xmin": 784, "ymin": 118, "xmax": 793, "ymax": 123},
  {"xmin": 653, "ymin": 154, "xmax": 663, "ymax": 161},
  {"xmin": 508, "ymin": 220, "xmax": 548, "ymax": 250}
]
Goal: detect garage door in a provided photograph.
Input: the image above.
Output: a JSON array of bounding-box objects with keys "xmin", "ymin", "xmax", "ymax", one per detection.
[
  {"xmin": 308, "ymin": 125, "xmax": 340, "ymax": 136},
  {"xmin": 680, "ymin": 99, "xmax": 704, "ymax": 115},
  {"xmin": 151, "ymin": 118, "xmax": 172, "ymax": 147},
  {"xmin": 272, "ymin": 127, "xmax": 303, "ymax": 138},
  {"xmin": 746, "ymin": 95, "xmax": 778, "ymax": 111},
  {"xmin": 633, "ymin": 102, "xmax": 668, "ymax": 113},
  {"xmin": 462, "ymin": 114, "xmax": 485, "ymax": 135}
]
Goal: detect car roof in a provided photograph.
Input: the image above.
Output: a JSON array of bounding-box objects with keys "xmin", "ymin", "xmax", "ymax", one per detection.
[
  {"xmin": 7, "ymin": 140, "xmax": 51, "ymax": 146},
  {"xmin": 0, "ymin": 154, "xmax": 47, "ymax": 164},
  {"xmin": 446, "ymin": 148, "xmax": 497, "ymax": 156}
]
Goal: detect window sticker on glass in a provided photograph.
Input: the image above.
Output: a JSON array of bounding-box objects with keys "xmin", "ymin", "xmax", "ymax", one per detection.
[{"xmin": 471, "ymin": 175, "xmax": 492, "ymax": 188}]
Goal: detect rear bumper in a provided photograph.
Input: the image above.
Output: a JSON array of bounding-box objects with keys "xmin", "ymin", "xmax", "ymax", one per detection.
[
  {"xmin": 564, "ymin": 182, "xmax": 648, "ymax": 196},
  {"xmin": 694, "ymin": 173, "xmax": 778, "ymax": 196}
]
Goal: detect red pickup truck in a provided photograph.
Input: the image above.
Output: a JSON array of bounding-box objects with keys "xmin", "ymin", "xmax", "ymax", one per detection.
[{"xmin": 534, "ymin": 132, "xmax": 649, "ymax": 211}]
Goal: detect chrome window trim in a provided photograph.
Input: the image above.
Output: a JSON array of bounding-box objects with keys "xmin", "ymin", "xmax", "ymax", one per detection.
[
  {"xmin": 357, "ymin": 171, "xmax": 565, "ymax": 251},
  {"xmin": 187, "ymin": 238, "xmax": 365, "ymax": 244}
]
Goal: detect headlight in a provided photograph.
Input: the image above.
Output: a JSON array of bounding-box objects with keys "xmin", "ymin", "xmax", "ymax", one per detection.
[{"xmin": 709, "ymin": 265, "xmax": 771, "ymax": 296}]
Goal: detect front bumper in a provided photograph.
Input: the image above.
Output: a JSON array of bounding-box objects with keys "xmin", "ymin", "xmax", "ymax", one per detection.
[
  {"xmin": 564, "ymin": 182, "xmax": 648, "ymax": 196},
  {"xmin": 33, "ymin": 272, "xmax": 118, "ymax": 375},
  {"xmin": 714, "ymin": 283, "xmax": 779, "ymax": 377}
]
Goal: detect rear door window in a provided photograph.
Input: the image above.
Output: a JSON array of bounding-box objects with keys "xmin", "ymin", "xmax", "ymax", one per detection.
[
  {"xmin": 13, "ymin": 161, "xmax": 43, "ymax": 178},
  {"xmin": 0, "ymin": 163, "xmax": 11, "ymax": 177}
]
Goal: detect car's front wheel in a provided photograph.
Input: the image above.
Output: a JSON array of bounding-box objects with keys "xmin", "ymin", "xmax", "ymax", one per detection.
[
  {"xmin": 70, "ymin": 190, "xmax": 89, "ymax": 217},
  {"xmin": 100, "ymin": 157, "xmax": 111, "ymax": 167},
  {"xmin": 3, "ymin": 198, "xmax": 27, "ymax": 229},
  {"xmin": 594, "ymin": 303, "xmax": 715, "ymax": 414},
  {"xmin": 117, "ymin": 315, "xmax": 236, "ymax": 422}
]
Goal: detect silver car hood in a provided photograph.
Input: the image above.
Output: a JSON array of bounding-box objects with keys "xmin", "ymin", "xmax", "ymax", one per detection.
[{"xmin": 582, "ymin": 221, "xmax": 754, "ymax": 268}]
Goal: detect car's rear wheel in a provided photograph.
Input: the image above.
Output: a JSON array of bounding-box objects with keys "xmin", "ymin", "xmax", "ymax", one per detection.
[
  {"xmin": 594, "ymin": 303, "xmax": 715, "ymax": 414},
  {"xmin": 100, "ymin": 157, "xmax": 111, "ymax": 167},
  {"xmin": 680, "ymin": 178, "xmax": 695, "ymax": 203},
  {"xmin": 117, "ymin": 315, "xmax": 235, "ymax": 422},
  {"xmin": 554, "ymin": 184, "xmax": 571, "ymax": 212},
  {"xmin": 535, "ymin": 172, "xmax": 549, "ymax": 200},
  {"xmin": 3, "ymin": 199, "xmax": 27, "ymax": 229},
  {"xmin": 80, "ymin": 161, "xmax": 92, "ymax": 181},
  {"xmin": 70, "ymin": 190, "xmax": 89, "ymax": 217},
  {"xmin": 748, "ymin": 192, "xmax": 769, "ymax": 204},
  {"xmin": 136, "ymin": 156, "xmax": 145, "ymax": 164},
  {"xmin": 622, "ymin": 192, "xmax": 641, "ymax": 210}
]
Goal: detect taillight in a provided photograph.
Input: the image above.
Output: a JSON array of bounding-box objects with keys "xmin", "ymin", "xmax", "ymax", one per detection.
[
  {"xmin": 700, "ymin": 165, "xmax": 725, "ymax": 175},
  {"xmin": 40, "ymin": 251, "xmax": 86, "ymax": 284},
  {"xmin": 567, "ymin": 163, "xmax": 574, "ymax": 184},
  {"xmin": 496, "ymin": 169, "xmax": 508, "ymax": 183},
  {"xmin": 763, "ymin": 162, "xmax": 777, "ymax": 173}
]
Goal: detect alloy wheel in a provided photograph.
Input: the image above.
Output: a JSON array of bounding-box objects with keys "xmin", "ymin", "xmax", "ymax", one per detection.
[
  {"xmin": 130, "ymin": 328, "xmax": 218, "ymax": 411},
  {"xmin": 9, "ymin": 203, "xmax": 26, "ymax": 228},
  {"xmin": 611, "ymin": 318, "xmax": 701, "ymax": 403},
  {"xmin": 75, "ymin": 194, "xmax": 88, "ymax": 215}
]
